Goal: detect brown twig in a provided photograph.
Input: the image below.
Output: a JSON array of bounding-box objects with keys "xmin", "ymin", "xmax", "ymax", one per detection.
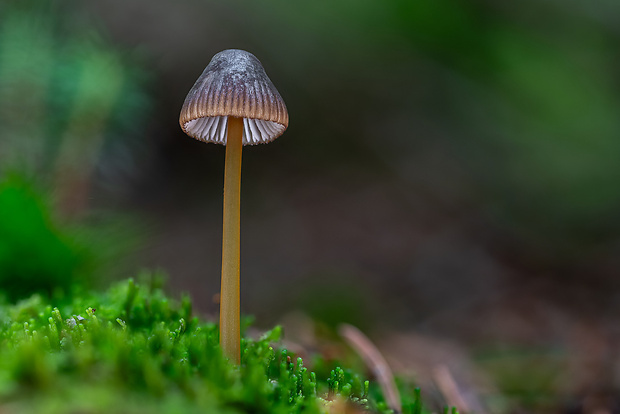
[
  {"xmin": 432, "ymin": 364, "xmax": 470, "ymax": 413},
  {"xmin": 339, "ymin": 324, "xmax": 401, "ymax": 413}
]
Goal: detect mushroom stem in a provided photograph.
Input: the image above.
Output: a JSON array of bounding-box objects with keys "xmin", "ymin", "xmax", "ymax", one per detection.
[{"xmin": 220, "ymin": 115, "xmax": 243, "ymax": 364}]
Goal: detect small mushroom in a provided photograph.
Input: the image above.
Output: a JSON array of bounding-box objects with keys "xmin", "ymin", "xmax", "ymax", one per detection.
[{"xmin": 179, "ymin": 49, "xmax": 288, "ymax": 363}]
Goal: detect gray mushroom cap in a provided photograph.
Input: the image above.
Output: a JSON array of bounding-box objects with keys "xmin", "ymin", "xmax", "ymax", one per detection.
[{"xmin": 179, "ymin": 49, "xmax": 288, "ymax": 145}]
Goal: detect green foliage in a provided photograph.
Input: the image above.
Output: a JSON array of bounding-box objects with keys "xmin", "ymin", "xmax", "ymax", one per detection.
[
  {"xmin": 0, "ymin": 0, "xmax": 151, "ymax": 202},
  {"xmin": 0, "ymin": 174, "xmax": 91, "ymax": 301},
  {"xmin": 0, "ymin": 171, "xmax": 145, "ymax": 303},
  {"xmin": 0, "ymin": 278, "xmax": 407, "ymax": 413},
  {"xmin": 0, "ymin": 0, "xmax": 149, "ymax": 303}
]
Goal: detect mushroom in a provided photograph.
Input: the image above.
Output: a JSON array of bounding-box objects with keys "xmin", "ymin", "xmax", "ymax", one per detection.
[{"xmin": 179, "ymin": 49, "xmax": 288, "ymax": 363}]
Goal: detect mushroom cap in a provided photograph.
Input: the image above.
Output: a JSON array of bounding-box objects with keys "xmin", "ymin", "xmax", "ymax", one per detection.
[{"xmin": 179, "ymin": 49, "xmax": 288, "ymax": 145}]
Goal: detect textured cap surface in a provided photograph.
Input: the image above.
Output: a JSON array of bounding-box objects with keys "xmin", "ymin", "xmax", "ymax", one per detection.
[{"xmin": 179, "ymin": 49, "xmax": 288, "ymax": 145}]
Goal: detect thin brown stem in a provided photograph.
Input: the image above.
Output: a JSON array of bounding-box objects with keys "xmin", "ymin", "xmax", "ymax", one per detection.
[{"xmin": 220, "ymin": 116, "xmax": 243, "ymax": 364}]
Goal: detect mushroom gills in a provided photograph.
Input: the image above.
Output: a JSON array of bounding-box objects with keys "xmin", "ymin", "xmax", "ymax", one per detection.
[{"xmin": 184, "ymin": 116, "xmax": 286, "ymax": 145}]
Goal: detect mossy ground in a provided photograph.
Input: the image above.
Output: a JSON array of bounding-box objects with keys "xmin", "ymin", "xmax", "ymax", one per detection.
[{"xmin": 0, "ymin": 277, "xmax": 425, "ymax": 414}]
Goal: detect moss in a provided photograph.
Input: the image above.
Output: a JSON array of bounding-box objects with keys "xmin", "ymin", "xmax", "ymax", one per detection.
[{"xmin": 0, "ymin": 277, "xmax": 422, "ymax": 413}]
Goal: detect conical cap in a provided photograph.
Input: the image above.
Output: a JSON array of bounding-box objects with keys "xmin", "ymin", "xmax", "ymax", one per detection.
[{"xmin": 179, "ymin": 49, "xmax": 288, "ymax": 145}]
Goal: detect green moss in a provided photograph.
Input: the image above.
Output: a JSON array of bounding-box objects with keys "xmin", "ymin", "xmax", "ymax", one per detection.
[{"xmin": 0, "ymin": 277, "xmax": 416, "ymax": 413}]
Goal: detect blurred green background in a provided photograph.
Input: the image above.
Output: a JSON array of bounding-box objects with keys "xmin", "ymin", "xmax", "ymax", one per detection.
[{"xmin": 1, "ymin": 0, "xmax": 619, "ymax": 411}]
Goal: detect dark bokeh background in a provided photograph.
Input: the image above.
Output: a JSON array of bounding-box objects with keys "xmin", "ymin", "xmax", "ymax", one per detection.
[{"xmin": 1, "ymin": 0, "xmax": 620, "ymax": 411}]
